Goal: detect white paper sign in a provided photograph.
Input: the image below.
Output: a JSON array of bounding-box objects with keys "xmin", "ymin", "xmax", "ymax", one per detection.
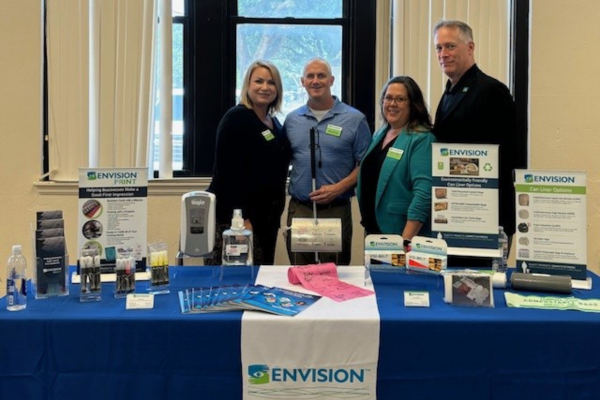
[
  {"xmin": 290, "ymin": 218, "xmax": 342, "ymax": 253},
  {"xmin": 431, "ymin": 143, "xmax": 499, "ymax": 255},
  {"xmin": 514, "ymin": 170, "xmax": 587, "ymax": 280},
  {"xmin": 404, "ymin": 291, "xmax": 430, "ymax": 307},
  {"xmin": 126, "ymin": 293, "xmax": 154, "ymax": 309}
]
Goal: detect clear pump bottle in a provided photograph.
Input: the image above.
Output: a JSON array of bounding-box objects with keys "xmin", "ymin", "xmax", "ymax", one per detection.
[
  {"xmin": 7, "ymin": 245, "xmax": 28, "ymax": 311},
  {"xmin": 222, "ymin": 209, "xmax": 253, "ymax": 266}
]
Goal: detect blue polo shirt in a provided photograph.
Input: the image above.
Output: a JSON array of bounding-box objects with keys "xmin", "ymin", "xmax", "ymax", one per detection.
[{"xmin": 284, "ymin": 97, "xmax": 371, "ymax": 201}]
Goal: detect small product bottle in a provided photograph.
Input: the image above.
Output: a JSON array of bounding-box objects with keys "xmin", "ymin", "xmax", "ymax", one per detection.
[
  {"xmin": 492, "ymin": 226, "xmax": 509, "ymax": 272},
  {"xmin": 6, "ymin": 245, "xmax": 28, "ymax": 311},
  {"xmin": 222, "ymin": 209, "xmax": 253, "ymax": 266},
  {"xmin": 80, "ymin": 247, "xmax": 102, "ymax": 302}
]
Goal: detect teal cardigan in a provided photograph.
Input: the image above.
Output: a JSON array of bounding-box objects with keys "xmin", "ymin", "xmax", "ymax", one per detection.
[{"xmin": 357, "ymin": 126, "xmax": 436, "ymax": 236}]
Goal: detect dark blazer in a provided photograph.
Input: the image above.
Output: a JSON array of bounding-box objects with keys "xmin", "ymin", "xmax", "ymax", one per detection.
[{"xmin": 434, "ymin": 64, "xmax": 517, "ymax": 236}]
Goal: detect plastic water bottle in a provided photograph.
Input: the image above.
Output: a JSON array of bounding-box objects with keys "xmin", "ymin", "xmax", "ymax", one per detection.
[
  {"xmin": 6, "ymin": 245, "xmax": 27, "ymax": 311},
  {"xmin": 222, "ymin": 209, "xmax": 253, "ymax": 266},
  {"xmin": 492, "ymin": 227, "xmax": 509, "ymax": 272}
]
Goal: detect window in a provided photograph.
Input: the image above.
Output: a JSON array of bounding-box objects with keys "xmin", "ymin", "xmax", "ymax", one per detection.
[
  {"xmin": 42, "ymin": 0, "xmax": 527, "ymax": 181},
  {"xmin": 168, "ymin": 0, "xmax": 376, "ymax": 177}
]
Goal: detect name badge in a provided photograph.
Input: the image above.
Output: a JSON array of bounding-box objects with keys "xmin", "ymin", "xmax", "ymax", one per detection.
[
  {"xmin": 261, "ymin": 130, "xmax": 275, "ymax": 141},
  {"xmin": 325, "ymin": 125, "xmax": 342, "ymax": 137},
  {"xmin": 386, "ymin": 147, "xmax": 404, "ymax": 160}
]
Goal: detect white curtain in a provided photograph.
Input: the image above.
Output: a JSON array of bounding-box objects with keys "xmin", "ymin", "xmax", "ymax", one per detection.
[
  {"xmin": 46, "ymin": 0, "xmax": 157, "ymax": 181},
  {"xmin": 385, "ymin": 0, "xmax": 511, "ymax": 118},
  {"xmin": 375, "ymin": 0, "xmax": 393, "ymax": 127}
]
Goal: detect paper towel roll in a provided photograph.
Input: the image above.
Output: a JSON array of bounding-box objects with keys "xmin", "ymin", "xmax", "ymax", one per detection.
[{"xmin": 492, "ymin": 272, "xmax": 507, "ymax": 288}]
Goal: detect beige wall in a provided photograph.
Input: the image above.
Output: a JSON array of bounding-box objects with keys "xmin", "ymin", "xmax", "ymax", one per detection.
[
  {"xmin": 529, "ymin": 0, "xmax": 600, "ymax": 273},
  {"xmin": 1, "ymin": 1, "xmax": 598, "ymax": 297}
]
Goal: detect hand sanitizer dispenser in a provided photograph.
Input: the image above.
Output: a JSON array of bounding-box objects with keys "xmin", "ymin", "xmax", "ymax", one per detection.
[{"xmin": 179, "ymin": 191, "xmax": 216, "ymax": 257}]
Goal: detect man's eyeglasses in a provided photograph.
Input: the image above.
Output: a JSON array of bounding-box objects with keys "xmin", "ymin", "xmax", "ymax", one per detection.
[{"xmin": 383, "ymin": 96, "xmax": 408, "ymax": 105}]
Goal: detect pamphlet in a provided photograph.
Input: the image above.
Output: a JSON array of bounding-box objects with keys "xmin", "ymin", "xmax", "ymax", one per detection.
[
  {"xmin": 241, "ymin": 286, "xmax": 321, "ymax": 316},
  {"xmin": 178, "ymin": 284, "xmax": 320, "ymax": 316}
]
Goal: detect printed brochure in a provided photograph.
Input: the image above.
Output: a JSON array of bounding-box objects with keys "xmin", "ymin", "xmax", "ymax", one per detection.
[{"xmin": 178, "ymin": 284, "xmax": 320, "ymax": 316}]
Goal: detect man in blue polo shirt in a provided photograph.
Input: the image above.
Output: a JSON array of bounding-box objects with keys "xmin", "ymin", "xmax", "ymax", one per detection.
[{"xmin": 285, "ymin": 57, "xmax": 371, "ymax": 265}]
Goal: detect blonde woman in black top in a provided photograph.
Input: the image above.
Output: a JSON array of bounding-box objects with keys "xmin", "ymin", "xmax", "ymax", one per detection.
[{"xmin": 207, "ymin": 60, "xmax": 290, "ymax": 265}]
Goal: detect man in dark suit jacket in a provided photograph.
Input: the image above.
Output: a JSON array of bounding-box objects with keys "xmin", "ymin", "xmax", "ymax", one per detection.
[{"xmin": 433, "ymin": 20, "xmax": 518, "ymax": 243}]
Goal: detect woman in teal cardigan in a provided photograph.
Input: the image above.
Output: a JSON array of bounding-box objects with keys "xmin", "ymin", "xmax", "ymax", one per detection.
[{"xmin": 357, "ymin": 76, "xmax": 436, "ymax": 248}]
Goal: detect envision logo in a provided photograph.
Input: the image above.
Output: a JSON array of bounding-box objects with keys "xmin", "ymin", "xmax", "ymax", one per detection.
[
  {"xmin": 248, "ymin": 365, "xmax": 270, "ymax": 384},
  {"xmin": 87, "ymin": 171, "xmax": 139, "ymax": 180},
  {"xmin": 369, "ymin": 241, "xmax": 396, "ymax": 247},
  {"xmin": 524, "ymin": 174, "xmax": 575, "ymax": 183},
  {"xmin": 248, "ymin": 364, "xmax": 365, "ymax": 385},
  {"xmin": 448, "ymin": 149, "xmax": 488, "ymax": 157},
  {"xmin": 415, "ymin": 243, "xmax": 442, "ymax": 252}
]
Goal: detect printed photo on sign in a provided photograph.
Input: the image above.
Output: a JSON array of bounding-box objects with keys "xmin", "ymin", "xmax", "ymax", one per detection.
[{"xmin": 449, "ymin": 157, "xmax": 479, "ymax": 176}]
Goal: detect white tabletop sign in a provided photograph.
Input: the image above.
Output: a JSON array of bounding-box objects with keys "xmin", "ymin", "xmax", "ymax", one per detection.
[
  {"xmin": 431, "ymin": 143, "xmax": 499, "ymax": 256},
  {"xmin": 514, "ymin": 170, "xmax": 587, "ymax": 280},
  {"xmin": 78, "ymin": 168, "xmax": 148, "ymax": 270}
]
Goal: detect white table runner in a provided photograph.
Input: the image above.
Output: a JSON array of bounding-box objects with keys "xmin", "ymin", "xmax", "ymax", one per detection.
[{"xmin": 241, "ymin": 265, "xmax": 380, "ymax": 399}]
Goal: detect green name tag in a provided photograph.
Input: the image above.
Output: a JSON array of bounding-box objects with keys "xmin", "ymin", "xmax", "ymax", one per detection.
[
  {"xmin": 325, "ymin": 124, "xmax": 342, "ymax": 137},
  {"xmin": 386, "ymin": 147, "xmax": 404, "ymax": 160},
  {"xmin": 261, "ymin": 130, "xmax": 275, "ymax": 141}
]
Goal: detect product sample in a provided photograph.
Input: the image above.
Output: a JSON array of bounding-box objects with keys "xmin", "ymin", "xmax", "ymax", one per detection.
[
  {"xmin": 80, "ymin": 247, "xmax": 102, "ymax": 302},
  {"xmin": 510, "ymin": 272, "xmax": 572, "ymax": 294},
  {"xmin": 147, "ymin": 243, "xmax": 170, "ymax": 294},
  {"xmin": 115, "ymin": 256, "xmax": 136, "ymax": 298},
  {"xmin": 222, "ymin": 209, "xmax": 253, "ymax": 266},
  {"xmin": 179, "ymin": 191, "xmax": 216, "ymax": 257}
]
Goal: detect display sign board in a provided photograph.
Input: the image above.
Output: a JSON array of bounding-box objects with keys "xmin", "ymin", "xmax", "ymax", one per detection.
[
  {"xmin": 78, "ymin": 168, "xmax": 148, "ymax": 272},
  {"xmin": 431, "ymin": 143, "xmax": 500, "ymax": 257},
  {"xmin": 514, "ymin": 170, "xmax": 587, "ymax": 280}
]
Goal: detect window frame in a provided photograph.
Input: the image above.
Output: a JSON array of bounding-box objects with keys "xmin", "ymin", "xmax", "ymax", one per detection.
[
  {"xmin": 39, "ymin": 0, "xmax": 528, "ymax": 181},
  {"xmin": 180, "ymin": 0, "xmax": 376, "ymax": 177}
]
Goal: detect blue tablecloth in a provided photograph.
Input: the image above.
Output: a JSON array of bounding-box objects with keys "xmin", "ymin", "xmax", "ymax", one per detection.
[
  {"xmin": 2, "ymin": 267, "xmax": 600, "ymax": 400},
  {"xmin": 373, "ymin": 270, "xmax": 600, "ymax": 399}
]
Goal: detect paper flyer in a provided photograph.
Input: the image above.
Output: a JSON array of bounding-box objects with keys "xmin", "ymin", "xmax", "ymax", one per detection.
[
  {"xmin": 514, "ymin": 170, "xmax": 587, "ymax": 280},
  {"xmin": 78, "ymin": 168, "xmax": 148, "ymax": 272},
  {"xmin": 505, "ymin": 292, "xmax": 600, "ymax": 313},
  {"xmin": 431, "ymin": 143, "xmax": 499, "ymax": 254}
]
